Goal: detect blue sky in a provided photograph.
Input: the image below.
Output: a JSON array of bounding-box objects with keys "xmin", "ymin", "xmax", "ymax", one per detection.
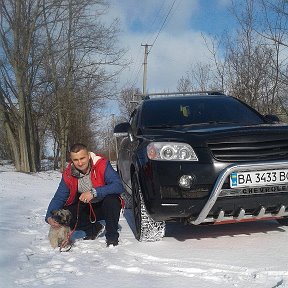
[
  {"xmin": 105, "ymin": 0, "xmax": 238, "ymax": 109},
  {"xmin": 188, "ymin": 0, "xmax": 238, "ymax": 35}
]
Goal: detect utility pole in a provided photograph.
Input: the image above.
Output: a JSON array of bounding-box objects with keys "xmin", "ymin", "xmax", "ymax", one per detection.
[{"xmin": 141, "ymin": 44, "xmax": 152, "ymax": 95}]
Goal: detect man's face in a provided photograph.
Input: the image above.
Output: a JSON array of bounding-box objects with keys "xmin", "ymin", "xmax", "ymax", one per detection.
[{"xmin": 70, "ymin": 149, "xmax": 90, "ymax": 173}]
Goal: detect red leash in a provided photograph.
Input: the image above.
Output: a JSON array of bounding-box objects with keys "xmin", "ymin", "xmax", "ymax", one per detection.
[
  {"xmin": 89, "ymin": 202, "xmax": 97, "ymax": 223},
  {"xmin": 59, "ymin": 201, "xmax": 96, "ymax": 252},
  {"xmin": 120, "ymin": 196, "xmax": 125, "ymax": 211},
  {"xmin": 59, "ymin": 201, "xmax": 80, "ymax": 252},
  {"xmin": 59, "ymin": 196, "xmax": 126, "ymax": 252}
]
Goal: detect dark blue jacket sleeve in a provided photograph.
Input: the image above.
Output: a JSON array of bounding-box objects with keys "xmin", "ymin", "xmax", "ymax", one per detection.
[
  {"xmin": 95, "ymin": 161, "xmax": 125, "ymax": 199},
  {"xmin": 45, "ymin": 176, "xmax": 70, "ymax": 222}
]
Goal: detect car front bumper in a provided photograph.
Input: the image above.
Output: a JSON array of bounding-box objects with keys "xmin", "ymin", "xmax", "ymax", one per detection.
[{"xmin": 140, "ymin": 160, "xmax": 288, "ymax": 223}]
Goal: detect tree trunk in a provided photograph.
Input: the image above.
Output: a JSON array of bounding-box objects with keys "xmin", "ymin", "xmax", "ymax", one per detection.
[{"xmin": 3, "ymin": 119, "xmax": 20, "ymax": 171}]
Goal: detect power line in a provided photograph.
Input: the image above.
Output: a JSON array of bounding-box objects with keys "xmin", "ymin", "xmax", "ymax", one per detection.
[
  {"xmin": 128, "ymin": 0, "xmax": 178, "ymax": 89},
  {"xmin": 146, "ymin": 0, "xmax": 166, "ymax": 44},
  {"xmin": 126, "ymin": 50, "xmax": 144, "ymax": 88},
  {"xmin": 126, "ymin": 1, "xmax": 166, "ymax": 88},
  {"xmin": 131, "ymin": 62, "xmax": 143, "ymax": 88},
  {"xmin": 149, "ymin": 0, "xmax": 177, "ymax": 53}
]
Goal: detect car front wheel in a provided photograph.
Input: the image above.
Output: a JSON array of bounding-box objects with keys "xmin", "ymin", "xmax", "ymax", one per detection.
[{"xmin": 132, "ymin": 173, "xmax": 165, "ymax": 241}]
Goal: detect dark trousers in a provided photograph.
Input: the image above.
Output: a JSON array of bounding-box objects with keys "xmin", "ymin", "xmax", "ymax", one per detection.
[{"xmin": 66, "ymin": 194, "xmax": 121, "ymax": 241}]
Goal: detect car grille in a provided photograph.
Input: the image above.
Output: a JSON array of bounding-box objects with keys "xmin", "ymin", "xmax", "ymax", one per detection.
[
  {"xmin": 208, "ymin": 136, "xmax": 288, "ymax": 162},
  {"xmin": 160, "ymin": 185, "xmax": 210, "ymax": 199}
]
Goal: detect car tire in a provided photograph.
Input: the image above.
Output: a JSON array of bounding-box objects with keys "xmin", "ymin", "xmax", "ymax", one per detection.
[
  {"xmin": 121, "ymin": 190, "xmax": 133, "ymax": 209},
  {"xmin": 277, "ymin": 217, "xmax": 288, "ymax": 226},
  {"xmin": 132, "ymin": 173, "xmax": 165, "ymax": 242}
]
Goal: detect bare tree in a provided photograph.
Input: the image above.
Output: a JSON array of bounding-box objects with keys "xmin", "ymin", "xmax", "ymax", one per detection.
[
  {"xmin": 202, "ymin": 35, "xmax": 227, "ymax": 92},
  {"xmin": 225, "ymin": 0, "xmax": 282, "ymax": 115},
  {"xmin": 0, "ymin": 0, "xmax": 44, "ymax": 172},
  {"xmin": 177, "ymin": 62, "xmax": 222, "ymax": 93},
  {"xmin": 0, "ymin": 114, "xmax": 10, "ymax": 159},
  {"xmin": 177, "ymin": 0, "xmax": 285, "ymax": 118},
  {"xmin": 254, "ymin": 0, "xmax": 288, "ymax": 118},
  {"xmin": 177, "ymin": 76, "xmax": 193, "ymax": 92},
  {"xmin": 118, "ymin": 86, "xmax": 140, "ymax": 121},
  {"xmin": 40, "ymin": 0, "xmax": 126, "ymax": 171},
  {"xmin": 0, "ymin": 0, "xmax": 127, "ymax": 171}
]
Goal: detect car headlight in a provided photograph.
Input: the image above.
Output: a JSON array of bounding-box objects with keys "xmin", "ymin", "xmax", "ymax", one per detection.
[{"xmin": 147, "ymin": 142, "xmax": 198, "ymax": 161}]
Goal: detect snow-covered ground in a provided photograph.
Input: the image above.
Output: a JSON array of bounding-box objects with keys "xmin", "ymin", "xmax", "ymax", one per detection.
[{"xmin": 1, "ymin": 161, "xmax": 288, "ymax": 288}]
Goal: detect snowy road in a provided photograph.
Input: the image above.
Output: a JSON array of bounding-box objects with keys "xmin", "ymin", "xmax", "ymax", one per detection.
[{"xmin": 1, "ymin": 163, "xmax": 288, "ymax": 288}]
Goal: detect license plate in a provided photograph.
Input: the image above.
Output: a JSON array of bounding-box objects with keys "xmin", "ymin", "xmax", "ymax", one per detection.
[{"xmin": 230, "ymin": 169, "xmax": 288, "ymax": 188}]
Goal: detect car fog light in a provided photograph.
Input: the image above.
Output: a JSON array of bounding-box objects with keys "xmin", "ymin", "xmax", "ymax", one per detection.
[{"xmin": 179, "ymin": 175, "xmax": 194, "ymax": 189}]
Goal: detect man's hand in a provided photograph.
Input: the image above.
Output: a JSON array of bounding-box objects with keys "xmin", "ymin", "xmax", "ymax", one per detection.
[
  {"xmin": 47, "ymin": 216, "xmax": 61, "ymax": 228},
  {"xmin": 79, "ymin": 191, "xmax": 93, "ymax": 203}
]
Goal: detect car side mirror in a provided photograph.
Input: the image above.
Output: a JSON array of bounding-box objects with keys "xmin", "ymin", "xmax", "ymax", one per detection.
[
  {"xmin": 264, "ymin": 114, "xmax": 280, "ymax": 123},
  {"xmin": 113, "ymin": 122, "xmax": 130, "ymax": 137}
]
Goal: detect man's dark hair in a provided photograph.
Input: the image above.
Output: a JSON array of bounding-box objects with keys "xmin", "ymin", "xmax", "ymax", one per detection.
[{"xmin": 69, "ymin": 143, "xmax": 88, "ymax": 153}]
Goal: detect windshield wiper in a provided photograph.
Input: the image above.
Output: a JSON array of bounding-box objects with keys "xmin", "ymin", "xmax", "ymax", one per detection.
[
  {"xmin": 181, "ymin": 121, "xmax": 240, "ymax": 127},
  {"xmin": 207, "ymin": 121, "xmax": 240, "ymax": 124},
  {"xmin": 146, "ymin": 121, "xmax": 241, "ymax": 129},
  {"xmin": 145, "ymin": 124, "xmax": 176, "ymax": 129}
]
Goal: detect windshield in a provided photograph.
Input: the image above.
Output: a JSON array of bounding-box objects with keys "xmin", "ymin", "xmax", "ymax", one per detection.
[{"xmin": 141, "ymin": 97, "xmax": 265, "ymax": 128}]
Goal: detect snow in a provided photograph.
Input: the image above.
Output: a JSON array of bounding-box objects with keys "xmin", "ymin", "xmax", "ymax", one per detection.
[{"xmin": 1, "ymin": 161, "xmax": 288, "ymax": 288}]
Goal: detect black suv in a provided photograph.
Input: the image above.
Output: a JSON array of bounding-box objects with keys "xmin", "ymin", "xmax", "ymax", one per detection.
[{"xmin": 114, "ymin": 92, "xmax": 288, "ymax": 241}]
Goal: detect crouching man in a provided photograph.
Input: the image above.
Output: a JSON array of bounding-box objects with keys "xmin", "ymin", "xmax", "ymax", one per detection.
[{"xmin": 45, "ymin": 143, "xmax": 124, "ymax": 247}]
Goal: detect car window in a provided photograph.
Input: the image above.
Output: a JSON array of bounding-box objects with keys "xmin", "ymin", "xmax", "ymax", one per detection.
[{"xmin": 141, "ymin": 97, "xmax": 265, "ymax": 127}]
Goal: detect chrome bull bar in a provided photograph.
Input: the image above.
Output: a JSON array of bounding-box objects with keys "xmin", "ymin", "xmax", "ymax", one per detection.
[{"xmin": 190, "ymin": 160, "xmax": 288, "ymax": 225}]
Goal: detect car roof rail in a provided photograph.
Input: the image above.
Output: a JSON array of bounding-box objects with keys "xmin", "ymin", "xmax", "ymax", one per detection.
[{"xmin": 134, "ymin": 90, "xmax": 225, "ymax": 100}]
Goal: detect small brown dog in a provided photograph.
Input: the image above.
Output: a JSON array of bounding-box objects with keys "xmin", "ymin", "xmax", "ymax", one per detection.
[{"xmin": 48, "ymin": 209, "xmax": 72, "ymax": 249}]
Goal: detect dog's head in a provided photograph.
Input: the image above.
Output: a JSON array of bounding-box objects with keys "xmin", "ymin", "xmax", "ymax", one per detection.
[{"xmin": 51, "ymin": 209, "xmax": 72, "ymax": 226}]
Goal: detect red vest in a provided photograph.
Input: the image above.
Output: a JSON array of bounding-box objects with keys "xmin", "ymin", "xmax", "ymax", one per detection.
[{"xmin": 63, "ymin": 156, "xmax": 107, "ymax": 206}]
